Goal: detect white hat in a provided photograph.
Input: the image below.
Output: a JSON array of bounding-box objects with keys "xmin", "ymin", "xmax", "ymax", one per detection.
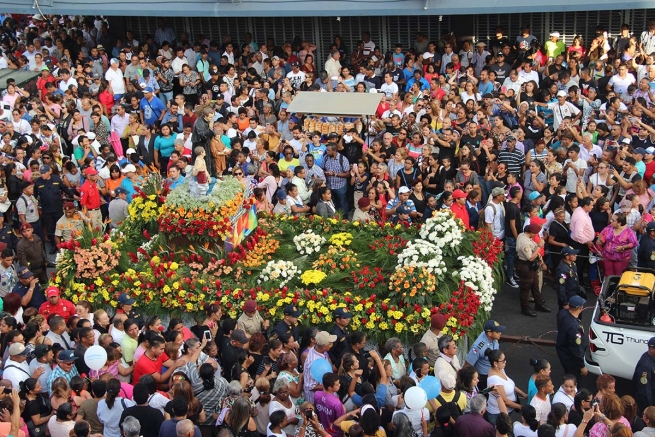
[
  {"xmin": 126, "ymin": 148, "xmax": 136, "ymax": 155},
  {"xmin": 556, "ymin": 90, "xmax": 567, "ymax": 97},
  {"xmin": 121, "ymin": 164, "xmax": 137, "ymax": 173},
  {"xmin": 98, "ymin": 166, "xmax": 110, "ymax": 180},
  {"xmin": 86, "ymin": 132, "xmax": 96, "ymax": 140},
  {"xmin": 139, "ymin": 83, "xmax": 146, "ymax": 89},
  {"xmin": 398, "ymin": 186, "xmax": 411, "ymax": 194},
  {"xmin": 550, "ymin": 31, "xmax": 560, "ymax": 38},
  {"xmin": 646, "ymin": 147, "xmax": 655, "ymax": 155},
  {"xmin": 622, "ymin": 137, "xmax": 632, "ymax": 144}
]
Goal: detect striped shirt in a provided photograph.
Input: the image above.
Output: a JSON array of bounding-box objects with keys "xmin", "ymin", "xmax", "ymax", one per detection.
[{"xmin": 498, "ymin": 148, "xmax": 525, "ymax": 175}]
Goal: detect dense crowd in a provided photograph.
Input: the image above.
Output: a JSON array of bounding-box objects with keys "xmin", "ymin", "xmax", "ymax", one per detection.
[{"xmin": 1, "ymin": 10, "xmax": 655, "ymax": 437}]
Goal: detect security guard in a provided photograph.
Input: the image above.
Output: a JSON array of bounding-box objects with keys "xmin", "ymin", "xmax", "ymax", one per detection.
[
  {"xmin": 465, "ymin": 319, "xmax": 505, "ymax": 388},
  {"xmin": 34, "ymin": 165, "xmax": 72, "ymax": 254},
  {"xmin": 111, "ymin": 293, "xmax": 144, "ymax": 327},
  {"xmin": 0, "ymin": 216, "xmax": 16, "ymax": 253},
  {"xmin": 237, "ymin": 299, "xmax": 269, "ymax": 337},
  {"xmin": 270, "ymin": 304, "xmax": 301, "ymax": 343},
  {"xmin": 329, "ymin": 307, "xmax": 352, "ymax": 366},
  {"xmin": 633, "ymin": 336, "xmax": 655, "ymax": 413},
  {"xmin": 638, "ymin": 222, "xmax": 655, "ymax": 269},
  {"xmin": 555, "ymin": 246, "xmax": 585, "ymax": 310},
  {"xmin": 556, "ymin": 295, "xmax": 588, "ymax": 378}
]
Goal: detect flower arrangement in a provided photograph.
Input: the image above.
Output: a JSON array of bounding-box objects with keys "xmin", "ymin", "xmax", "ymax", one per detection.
[
  {"xmin": 419, "ymin": 210, "xmax": 464, "ymax": 253},
  {"xmin": 73, "ymin": 241, "xmax": 121, "ymax": 279},
  {"xmin": 258, "ymin": 260, "xmax": 300, "ymax": 287},
  {"xmin": 388, "ymin": 265, "xmax": 437, "ymax": 305},
  {"xmin": 312, "ymin": 246, "xmax": 359, "ymax": 273},
  {"xmin": 437, "ymin": 281, "xmax": 482, "ymax": 340},
  {"xmin": 300, "ymin": 269, "xmax": 327, "ymax": 286},
  {"xmin": 329, "ymin": 232, "xmax": 353, "ymax": 247},
  {"xmin": 396, "ymin": 239, "xmax": 446, "ymax": 277},
  {"xmin": 293, "ymin": 231, "xmax": 326, "ymax": 255},
  {"xmin": 457, "ymin": 255, "xmax": 497, "ymax": 312}
]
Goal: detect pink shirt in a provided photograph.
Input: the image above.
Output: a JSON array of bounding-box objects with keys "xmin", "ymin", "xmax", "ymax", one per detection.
[{"xmin": 570, "ymin": 207, "xmax": 595, "ymax": 244}]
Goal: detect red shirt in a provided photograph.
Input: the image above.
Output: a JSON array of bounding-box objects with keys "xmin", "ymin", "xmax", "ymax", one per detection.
[
  {"xmin": 133, "ymin": 352, "xmax": 169, "ymax": 384},
  {"xmin": 38, "ymin": 298, "xmax": 76, "ymax": 322},
  {"xmin": 98, "ymin": 91, "xmax": 114, "ymax": 115},
  {"xmin": 79, "ymin": 180, "xmax": 101, "ymax": 210},
  {"xmin": 36, "ymin": 76, "xmax": 55, "ymax": 101},
  {"xmin": 644, "ymin": 160, "xmax": 655, "ymax": 184},
  {"xmin": 450, "ymin": 202, "xmax": 470, "ymax": 229}
]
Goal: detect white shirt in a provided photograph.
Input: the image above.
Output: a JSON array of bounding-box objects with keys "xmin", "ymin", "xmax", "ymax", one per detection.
[
  {"xmin": 110, "ymin": 113, "xmax": 130, "ymax": 136},
  {"xmin": 171, "ymin": 56, "xmax": 188, "ymax": 75},
  {"xmin": 547, "ymin": 101, "xmax": 581, "ymax": 130},
  {"xmin": 487, "ymin": 372, "xmax": 517, "ymax": 414},
  {"xmin": 286, "ymin": 70, "xmax": 306, "ymax": 90},
  {"xmin": 609, "ymin": 73, "xmax": 636, "ymax": 95},
  {"xmin": 222, "ymin": 51, "xmax": 235, "ymax": 64},
  {"xmin": 105, "ymin": 67, "xmax": 125, "ymax": 95},
  {"xmin": 513, "ymin": 423, "xmax": 538, "ymax": 437},
  {"xmin": 519, "ymin": 69, "xmax": 540, "ymax": 84},
  {"xmin": 3, "ymin": 358, "xmax": 30, "ymax": 388},
  {"xmin": 530, "ymin": 395, "xmax": 551, "ymax": 424},
  {"xmin": 0, "ymin": 56, "xmax": 7, "ymax": 69},
  {"xmin": 380, "ymin": 82, "xmax": 399, "ymax": 98},
  {"xmin": 59, "ymin": 77, "xmax": 78, "ymax": 93},
  {"xmin": 363, "ymin": 41, "xmax": 375, "ymax": 56}
]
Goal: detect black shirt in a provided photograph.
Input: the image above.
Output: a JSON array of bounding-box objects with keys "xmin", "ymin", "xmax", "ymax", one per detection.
[
  {"xmin": 460, "ymin": 134, "xmax": 483, "ymax": 150},
  {"xmin": 205, "ymin": 80, "xmax": 222, "ymax": 100},
  {"xmin": 504, "ymin": 201, "xmax": 523, "ymax": 239},
  {"xmin": 120, "ymin": 405, "xmax": 164, "ymax": 437}
]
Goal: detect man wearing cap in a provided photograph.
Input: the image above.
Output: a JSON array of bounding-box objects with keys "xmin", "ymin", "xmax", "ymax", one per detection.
[
  {"xmin": 556, "ymin": 295, "xmax": 588, "ymax": 378},
  {"xmin": 237, "ymin": 300, "xmax": 268, "ymax": 337},
  {"xmin": 140, "ymin": 87, "xmax": 166, "ymax": 128},
  {"xmin": 108, "ymin": 187, "xmax": 129, "ymax": 229},
  {"xmin": 270, "ymin": 304, "xmax": 301, "ymax": 344},
  {"xmin": 54, "ymin": 202, "xmax": 86, "ymax": 246},
  {"xmin": 516, "ymin": 223, "xmax": 551, "ymax": 317},
  {"xmin": 303, "ymin": 331, "xmax": 336, "ymax": 403},
  {"xmin": 451, "ymin": 189, "xmax": 470, "ymax": 229},
  {"xmin": 545, "ymin": 32, "xmax": 565, "ymax": 58},
  {"xmin": 4, "ymin": 343, "xmax": 40, "ymax": 388},
  {"xmin": 421, "ymin": 313, "xmax": 446, "ymax": 368},
  {"xmin": 286, "ymin": 61, "xmax": 306, "ymax": 90},
  {"xmin": 386, "ymin": 186, "xmax": 417, "ymax": 222},
  {"xmin": 16, "ymin": 222, "xmax": 47, "ymax": 284},
  {"xmin": 12, "ymin": 265, "xmax": 45, "ymax": 309},
  {"xmin": 465, "ymin": 320, "xmax": 505, "ymax": 388},
  {"xmin": 105, "ymin": 58, "xmax": 125, "ymax": 100},
  {"xmin": 29, "ymin": 344, "xmax": 53, "ymax": 392},
  {"xmin": 220, "ymin": 329, "xmax": 249, "ymax": 377},
  {"xmin": 39, "ymin": 286, "xmax": 75, "ymax": 322},
  {"xmin": 329, "ymin": 308, "xmax": 352, "ymax": 366},
  {"xmin": 16, "ymin": 180, "xmax": 44, "ymax": 239},
  {"xmin": 323, "ymin": 143, "xmax": 351, "ymax": 216},
  {"xmin": 47, "ymin": 350, "xmax": 80, "ymax": 393},
  {"xmin": 352, "ymin": 197, "xmax": 372, "ymax": 223},
  {"xmin": 35, "ymin": 164, "xmax": 70, "ymax": 254},
  {"xmin": 639, "ymin": 222, "xmax": 655, "ymax": 269},
  {"xmin": 633, "ymin": 337, "xmax": 655, "ymax": 412},
  {"xmin": 484, "ymin": 187, "xmax": 506, "ymax": 240},
  {"xmin": 536, "ymin": 90, "xmax": 581, "ymax": 131},
  {"xmin": 79, "ymin": 168, "xmax": 103, "ymax": 231}
]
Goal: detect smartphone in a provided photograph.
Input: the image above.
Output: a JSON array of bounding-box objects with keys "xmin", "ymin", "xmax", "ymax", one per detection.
[
  {"xmin": 3, "ymin": 387, "xmax": 11, "ymax": 394},
  {"xmin": 305, "ymin": 410, "xmax": 313, "ymax": 420},
  {"xmin": 203, "ymin": 331, "xmax": 212, "ymax": 341},
  {"xmin": 481, "ymin": 385, "xmax": 496, "ymax": 395}
]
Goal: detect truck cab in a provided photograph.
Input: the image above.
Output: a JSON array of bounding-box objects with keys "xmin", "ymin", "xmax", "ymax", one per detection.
[{"xmin": 585, "ymin": 268, "xmax": 655, "ymax": 380}]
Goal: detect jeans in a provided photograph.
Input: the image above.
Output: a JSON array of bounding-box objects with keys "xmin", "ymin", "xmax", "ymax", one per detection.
[
  {"xmin": 159, "ymin": 91, "xmax": 173, "ymax": 106},
  {"xmin": 330, "ymin": 184, "xmax": 348, "ymax": 217},
  {"xmin": 505, "ymin": 237, "xmax": 517, "ymax": 280}
]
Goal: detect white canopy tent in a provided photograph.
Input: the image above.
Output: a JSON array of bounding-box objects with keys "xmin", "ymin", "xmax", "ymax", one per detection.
[{"xmin": 286, "ymin": 91, "xmax": 383, "ymax": 117}]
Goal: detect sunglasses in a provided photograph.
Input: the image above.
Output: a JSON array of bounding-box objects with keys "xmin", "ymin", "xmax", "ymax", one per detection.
[{"xmin": 234, "ymin": 172, "xmax": 243, "ymax": 176}]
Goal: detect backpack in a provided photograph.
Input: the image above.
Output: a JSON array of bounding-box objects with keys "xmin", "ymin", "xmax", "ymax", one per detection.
[
  {"xmin": 478, "ymin": 202, "xmax": 497, "ymax": 231},
  {"xmin": 436, "ymin": 391, "xmax": 463, "ymax": 417}
]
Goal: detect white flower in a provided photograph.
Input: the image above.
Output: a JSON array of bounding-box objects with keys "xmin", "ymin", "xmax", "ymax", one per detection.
[
  {"xmin": 457, "ymin": 255, "xmax": 497, "ymax": 313},
  {"xmin": 419, "ymin": 211, "xmax": 464, "ymax": 250},
  {"xmin": 258, "ymin": 260, "xmax": 300, "ymax": 287},
  {"xmin": 293, "ymin": 231, "xmax": 326, "ymax": 255},
  {"xmin": 396, "ymin": 239, "xmax": 446, "ymax": 276}
]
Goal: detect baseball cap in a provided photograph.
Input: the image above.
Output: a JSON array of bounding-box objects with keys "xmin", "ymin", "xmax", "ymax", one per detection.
[
  {"xmin": 648, "ymin": 222, "xmax": 655, "ymax": 232},
  {"xmin": 491, "ymin": 187, "xmax": 505, "ymax": 197},
  {"xmin": 556, "ymin": 90, "xmax": 567, "ymax": 97},
  {"xmin": 431, "ymin": 313, "xmax": 447, "ymax": 330},
  {"xmin": 122, "ymin": 164, "xmax": 137, "ymax": 173},
  {"xmin": 289, "ymin": 116, "xmax": 299, "ymax": 123},
  {"xmin": 276, "ymin": 189, "xmax": 287, "ymax": 201},
  {"xmin": 528, "ymin": 191, "xmax": 543, "ymax": 201},
  {"xmin": 272, "ymin": 56, "xmax": 280, "ymax": 61},
  {"xmin": 117, "ymin": 293, "xmax": 135, "ymax": 305},
  {"xmin": 58, "ymin": 350, "xmax": 78, "ymax": 362},
  {"xmin": 96, "ymin": 44, "xmax": 105, "ymax": 50},
  {"xmin": 243, "ymin": 299, "xmax": 257, "ymax": 312},
  {"xmin": 39, "ymin": 165, "xmax": 50, "ymax": 174},
  {"xmin": 20, "ymin": 223, "xmax": 32, "ymax": 232},
  {"xmin": 210, "ymin": 67, "xmax": 219, "ymax": 75},
  {"xmin": 531, "ymin": 216, "xmax": 547, "ymax": 226},
  {"xmin": 34, "ymin": 344, "xmax": 52, "ymax": 359},
  {"xmin": 114, "ymin": 187, "xmax": 128, "ymax": 196},
  {"xmin": 125, "ymin": 148, "xmax": 137, "ymax": 155},
  {"xmin": 561, "ymin": 246, "xmax": 580, "ymax": 255},
  {"xmin": 230, "ymin": 329, "xmax": 248, "ymax": 344},
  {"xmin": 622, "ymin": 137, "xmax": 632, "ymax": 144},
  {"xmin": 291, "ymin": 61, "xmax": 300, "ymax": 67},
  {"xmin": 283, "ymin": 305, "xmax": 301, "ymax": 317},
  {"xmin": 144, "ymin": 86, "xmax": 154, "ymax": 94},
  {"xmin": 568, "ymin": 295, "xmax": 586, "ymax": 308},
  {"xmin": 441, "ymin": 372, "xmax": 456, "ymax": 390},
  {"xmin": 397, "ymin": 205, "xmax": 411, "ymax": 215},
  {"xmin": 634, "ymin": 147, "xmax": 646, "ymax": 156},
  {"xmin": 398, "ymin": 186, "xmax": 411, "ymax": 194},
  {"xmin": 483, "ymin": 320, "xmax": 506, "ymax": 332},
  {"xmin": 620, "ymin": 199, "xmax": 633, "ymax": 212},
  {"xmin": 334, "ymin": 308, "xmax": 353, "ymax": 319},
  {"xmin": 17, "ymin": 266, "xmax": 33, "ymax": 279},
  {"xmin": 506, "ymin": 135, "xmax": 516, "ymax": 142},
  {"xmin": 452, "ymin": 189, "xmax": 467, "ymax": 199},
  {"xmin": 315, "ymin": 331, "xmax": 337, "ymax": 346},
  {"xmin": 649, "ymin": 337, "xmax": 655, "ymax": 348},
  {"xmin": 550, "ymin": 31, "xmax": 561, "ymax": 38},
  {"xmin": 646, "ymin": 147, "xmax": 655, "ymax": 155},
  {"xmin": 46, "ymin": 286, "xmax": 60, "ymax": 298},
  {"xmin": 8, "ymin": 343, "xmax": 28, "ymax": 356},
  {"xmin": 64, "ymin": 201, "xmax": 75, "ymax": 210},
  {"xmin": 85, "ymin": 168, "xmax": 98, "ymax": 176}
]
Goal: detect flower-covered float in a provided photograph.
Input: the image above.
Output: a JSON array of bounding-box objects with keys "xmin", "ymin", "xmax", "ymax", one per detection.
[{"xmin": 53, "ymin": 174, "xmax": 504, "ymax": 343}]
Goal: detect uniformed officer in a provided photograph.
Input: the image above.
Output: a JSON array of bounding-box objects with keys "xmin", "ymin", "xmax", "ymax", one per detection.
[
  {"xmin": 34, "ymin": 165, "xmax": 72, "ymax": 254},
  {"xmin": 556, "ymin": 246, "xmax": 585, "ymax": 310},
  {"xmin": 270, "ymin": 304, "xmax": 301, "ymax": 343},
  {"xmin": 237, "ymin": 299, "xmax": 269, "ymax": 337},
  {"xmin": 111, "ymin": 292, "xmax": 143, "ymax": 327},
  {"xmin": 329, "ymin": 307, "xmax": 352, "ymax": 367},
  {"xmin": 0, "ymin": 215, "xmax": 17, "ymax": 253},
  {"xmin": 12, "ymin": 266, "xmax": 46, "ymax": 310},
  {"xmin": 638, "ymin": 222, "xmax": 655, "ymax": 269},
  {"xmin": 555, "ymin": 295, "xmax": 588, "ymax": 378},
  {"xmin": 54, "ymin": 202, "xmax": 86, "ymax": 247},
  {"xmin": 464, "ymin": 319, "xmax": 505, "ymax": 388},
  {"xmin": 633, "ymin": 336, "xmax": 655, "ymax": 412}
]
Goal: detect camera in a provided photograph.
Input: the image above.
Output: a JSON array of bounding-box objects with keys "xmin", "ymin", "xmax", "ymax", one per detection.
[
  {"xmin": 481, "ymin": 385, "xmax": 496, "ymax": 395},
  {"xmin": 305, "ymin": 409, "xmax": 313, "ymax": 420}
]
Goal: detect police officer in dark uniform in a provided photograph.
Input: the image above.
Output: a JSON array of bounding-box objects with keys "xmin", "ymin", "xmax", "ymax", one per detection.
[
  {"xmin": 555, "ymin": 246, "xmax": 586, "ymax": 310},
  {"xmin": 0, "ymin": 216, "xmax": 17, "ymax": 253},
  {"xmin": 34, "ymin": 165, "xmax": 72, "ymax": 254},
  {"xmin": 638, "ymin": 222, "xmax": 655, "ymax": 269},
  {"xmin": 329, "ymin": 308, "xmax": 352, "ymax": 367},
  {"xmin": 270, "ymin": 304, "xmax": 301, "ymax": 343},
  {"xmin": 556, "ymin": 295, "xmax": 588, "ymax": 378},
  {"xmin": 633, "ymin": 336, "xmax": 655, "ymax": 413},
  {"xmin": 111, "ymin": 293, "xmax": 144, "ymax": 327}
]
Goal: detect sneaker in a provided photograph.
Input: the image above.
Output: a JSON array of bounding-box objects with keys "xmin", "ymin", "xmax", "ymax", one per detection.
[
  {"xmin": 513, "ymin": 273, "xmax": 520, "ymax": 281},
  {"xmin": 506, "ymin": 278, "xmax": 519, "ymax": 288}
]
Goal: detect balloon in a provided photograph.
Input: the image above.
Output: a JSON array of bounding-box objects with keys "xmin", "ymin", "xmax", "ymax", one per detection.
[
  {"xmin": 404, "ymin": 386, "xmax": 428, "ymax": 410},
  {"xmin": 84, "ymin": 345, "xmax": 107, "ymax": 371},
  {"xmin": 420, "ymin": 376, "xmax": 441, "ymax": 400},
  {"xmin": 309, "ymin": 358, "xmax": 332, "ymax": 382}
]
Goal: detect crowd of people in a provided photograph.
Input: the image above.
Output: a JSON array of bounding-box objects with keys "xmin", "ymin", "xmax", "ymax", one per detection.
[{"xmin": 0, "ymin": 10, "xmax": 655, "ymax": 437}]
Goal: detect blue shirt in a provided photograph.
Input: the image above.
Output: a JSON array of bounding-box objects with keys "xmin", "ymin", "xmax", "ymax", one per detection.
[
  {"xmin": 139, "ymin": 96, "xmax": 165, "ymax": 126},
  {"xmin": 405, "ymin": 77, "xmax": 430, "ymax": 92},
  {"xmin": 478, "ymin": 81, "xmax": 494, "ymax": 95},
  {"xmin": 465, "ymin": 331, "xmax": 499, "ymax": 376},
  {"xmin": 120, "ymin": 178, "xmax": 136, "ymax": 204},
  {"xmin": 307, "ymin": 144, "xmax": 327, "ymax": 168},
  {"xmin": 13, "ymin": 281, "xmax": 46, "ymax": 309}
]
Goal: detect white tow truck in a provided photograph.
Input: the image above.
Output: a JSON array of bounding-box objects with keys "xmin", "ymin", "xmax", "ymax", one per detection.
[{"xmin": 585, "ymin": 268, "xmax": 655, "ymax": 380}]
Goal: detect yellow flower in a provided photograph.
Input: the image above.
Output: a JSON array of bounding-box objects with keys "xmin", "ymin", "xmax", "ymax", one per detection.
[{"xmin": 170, "ymin": 262, "xmax": 179, "ymax": 270}]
